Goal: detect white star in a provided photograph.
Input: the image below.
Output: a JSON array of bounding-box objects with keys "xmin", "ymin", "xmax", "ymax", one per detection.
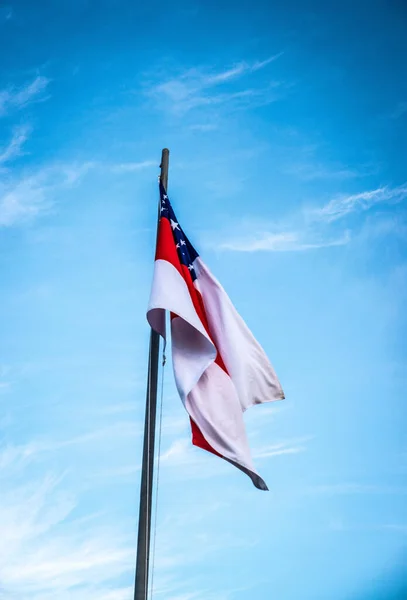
[
  {"xmin": 176, "ymin": 243, "xmax": 180, "ymax": 249},
  {"xmin": 160, "ymin": 205, "xmax": 166, "ymax": 212},
  {"xmin": 163, "ymin": 194, "xmax": 168, "ymax": 200},
  {"xmin": 170, "ymin": 219, "xmax": 180, "ymax": 231},
  {"xmin": 188, "ymin": 264, "xmax": 194, "ymax": 271},
  {"xmin": 180, "ymin": 239, "xmax": 186, "ymax": 246}
]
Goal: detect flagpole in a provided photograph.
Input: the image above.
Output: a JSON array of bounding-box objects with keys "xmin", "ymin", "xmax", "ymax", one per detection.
[{"xmin": 134, "ymin": 148, "xmax": 169, "ymax": 600}]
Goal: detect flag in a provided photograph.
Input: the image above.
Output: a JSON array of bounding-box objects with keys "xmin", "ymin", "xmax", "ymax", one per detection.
[{"xmin": 147, "ymin": 183, "xmax": 284, "ymax": 490}]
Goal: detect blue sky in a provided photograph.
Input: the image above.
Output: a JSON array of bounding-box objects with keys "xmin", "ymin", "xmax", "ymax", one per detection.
[{"xmin": 1, "ymin": 1, "xmax": 407, "ymax": 598}]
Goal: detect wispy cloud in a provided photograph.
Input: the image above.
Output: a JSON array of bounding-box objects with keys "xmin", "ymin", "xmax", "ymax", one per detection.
[
  {"xmin": 109, "ymin": 160, "xmax": 156, "ymax": 173},
  {"xmin": 0, "ymin": 476, "xmax": 134, "ymax": 598},
  {"xmin": 155, "ymin": 433, "xmax": 309, "ymax": 481},
  {"xmin": 157, "ymin": 437, "xmax": 235, "ymax": 483},
  {"xmin": 0, "ymin": 161, "xmax": 94, "ymax": 227},
  {"xmin": 0, "ymin": 76, "xmax": 50, "ymax": 116},
  {"xmin": 189, "ymin": 123, "xmax": 218, "ymax": 132},
  {"xmin": 0, "ymin": 152, "xmax": 159, "ymax": 226},
  {"xmin": 215, "ymin": 182, "xmax": 407, "ymax": 253},
  {"xmin": 160, "ymin": 438, "xmax": 195, "ymax": 465},
  {"xmin": 203, "ymin": 53, "xmax": 283, "ymax": 84},
  {"xmin": 147, "ymin": 53, "xmax": 284, "ymax": 115},
  {"xmin": 0, "ymin": 442, "xmax": 42, "ymax": 471},
  {"xmin": 0, "ymin": 421, "xmax": 141, "ymax": 474},
  {"xmin": 219, "ymin": 230, "xmax": 350, "ymax": 252},
  {"xmin": 204, "ymin": 63, "xmax": 248, "ymax": 84},
  {"xmin": 0, "ymin": 125, "xmax": 31, "ymax": 166},
  {"xmin": 0, "ymin": 404, "xmax": 141, "ymax": 599},
  {"xmin": 252, "ymin": 53, "xmax": 284, "ymax": 70},
  {"xmin": 311, "ymin": 184, "xmax": 407, "ymax": 223},
  {"xmin": 253, "ymin": 436, "xmax": 313, "ymax": 460}
]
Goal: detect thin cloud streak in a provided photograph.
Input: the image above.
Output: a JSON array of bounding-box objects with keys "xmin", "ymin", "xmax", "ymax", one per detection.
[
  {"xmin": 0, "ymin": 76, "xmax": 50, "ymax": 116},
  {"xmin": 215, "ymin": 182, "xmax": 407, "ymax": 253},
  {"xmin": 252, "ymin": 52, "xmax": 284, "ymax": 70},
  {"xmin": 0, "ymin": 448, "xmax": 136, "ymax": 597},
  {"xmin": 312, "ymin": 184, "xmax": 407, "ymax": 223},
  {"xmin": 0, "ymin": 161, "xmax": 94, "ymax": 227},
  {"xmin": 205, "ymin": 52, "xmax": 283, "ymax": 84},
  {"xmin": 0, "ymin": 125, "xmax": 31, "ymax": 165},
  {"xmin": 189, "ymin": 123, "xmax": 218, "ymax": 132},
  {"xmin": 109, "ymin": 160, "xmax": 156, "ymax": 173},
  {"xmin": 160, "ymin": 438, "xmax": 192, "ymax": 464},
  {"xmin": 0, "ymin": 157, "xmax": 158, "ymax": 227},
  {"xmin": 253, "ymin": 436, "xmax": 313, "ymax": 460},
  {"xmin": 219, "ymin": 230, "xmax": 350, "ymax": 252},
  {"xmin": 0, "ymin": 421, "xmax": 141, "ymax": 471},
  {"xmin": 205, "ymin": 63, "xmax": 248, "ymax": 84},
  {"xmin": 147, "ymin": 54, "xmax": 284, "ymax": 115}
]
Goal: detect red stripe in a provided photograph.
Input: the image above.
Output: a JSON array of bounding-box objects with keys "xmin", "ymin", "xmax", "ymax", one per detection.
[
  {"xmin": 155, "ymin": 216, "xmax": 228, "ymax": 460},
  {"xmin": 190, "ymin": 418, "xmax": 222, "ymax": 457},
  {"xmin": 156, "ymin": 218, "xmax": 227, "ymax": 369},
  {"xmin": 155, "ymin": 217, "xmax": 183, "ymax": 277}
]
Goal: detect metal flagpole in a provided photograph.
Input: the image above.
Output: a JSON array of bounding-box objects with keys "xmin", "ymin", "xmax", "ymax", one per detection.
[{"xmin": 134, "ymin": 148, "xmax": 169, "ymax": 600}]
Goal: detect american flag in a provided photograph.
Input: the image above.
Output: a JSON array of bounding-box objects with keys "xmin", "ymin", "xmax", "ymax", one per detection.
[{"xmin": 147, "ymin": 183, "xmax": 284, "ymax": 490}]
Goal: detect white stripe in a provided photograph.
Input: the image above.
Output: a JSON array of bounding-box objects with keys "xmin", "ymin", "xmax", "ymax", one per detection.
[
  {"xmin": 193, "ymin": 257, "xmax": 284, "ymax": 411},
  {"xmin": 185, "ymin": 361, "xmax": 257, "ymax": 474},
  {"xmin": 147, "ymin": 259, "xmax": 216, "ymax": 399}
]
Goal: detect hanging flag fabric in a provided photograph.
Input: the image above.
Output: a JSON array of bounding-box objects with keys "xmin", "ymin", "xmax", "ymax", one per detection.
[{"xmin": 147, "ymin": 183, "xmax": 285, "ymax": 490}]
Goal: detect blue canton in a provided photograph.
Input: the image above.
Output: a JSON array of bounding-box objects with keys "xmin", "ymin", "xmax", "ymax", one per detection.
[{"xmin": 159, "ymin": 183, "xmax": 199, "ymax": 281}]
